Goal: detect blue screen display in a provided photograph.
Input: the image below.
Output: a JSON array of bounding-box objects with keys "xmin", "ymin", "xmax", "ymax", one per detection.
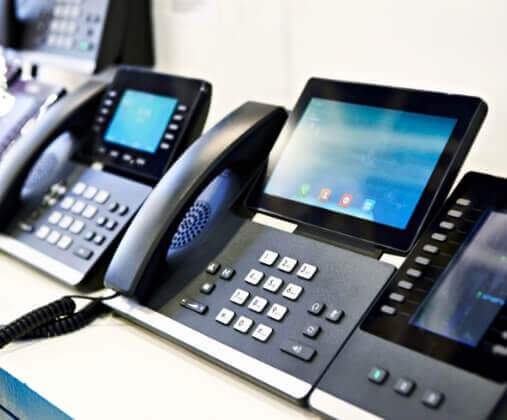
[
  {"xmin": 104, "ymin": 89, "xmax": 178, "ymax": 154},
  {"xmin": 264, "ymin": 98, "xmax": 457, "ymax": 229},
  {"xmin": 411, "ymin": 210, "xmax": 507, "ymax": 347}
]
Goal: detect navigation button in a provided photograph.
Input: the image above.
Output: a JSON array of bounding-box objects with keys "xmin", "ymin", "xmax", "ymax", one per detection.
[{"xmin": 280, "ymin": 339, "xmax": 315, "ymax": 361}]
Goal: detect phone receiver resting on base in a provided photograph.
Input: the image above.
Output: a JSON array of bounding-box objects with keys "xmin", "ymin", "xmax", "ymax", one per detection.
[{"xmin": 104, "ymin": 101, "xmax": 288, "ymax": 298}]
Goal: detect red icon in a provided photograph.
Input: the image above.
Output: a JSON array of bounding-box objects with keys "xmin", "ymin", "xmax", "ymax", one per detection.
[
  {"xmin": 318, "ymin": 188, "xmax": 332, "ymax": 202},
  {"xmin": 339, "ymin": 193, "xmax": 353, "ymax": 208}
]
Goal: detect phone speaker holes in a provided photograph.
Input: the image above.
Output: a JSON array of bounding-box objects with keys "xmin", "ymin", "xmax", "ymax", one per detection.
[{"xmin": 170, "ymin": 201, "xmax": 211, "ymax": 250}]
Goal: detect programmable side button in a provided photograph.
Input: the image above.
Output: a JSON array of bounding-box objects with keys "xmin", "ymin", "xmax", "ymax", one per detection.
[
  {"xmin": 406, "ymin": 268, "xmax": 422, "ymax": 279},
  {"xmin": 252, "ymin": 324, "xmax": 273, "ymax": 342},
  {"xmin": 280, "ymin": 339, "xmax": 315, "ymax": 361},
  {"xmin": 248, "ymin": 296, "xmax": 268, "ymax": 313},
  {"xmin": 297, "ymin": 263, "xmax": 317, "ymax": 280},
  {"xmin": 456, "ymin": 198, "xmax": 471, "ymax": 207},
  {"xmin": 216, "ymin": 308, "xmax": 235, "ymax": 325},
  {"xmin": 423, "ymin": 244, "xmax": 439, "ymax": 255},
  {"xmin": 431, "ymin": 233, "xmax": 447, "ymax": 242},
  {"xmin": 278, "ymin": 256, "xmax": 298, "ymax": 273},
  {"xmin": 389, "ymin": 293, "xmax": 405, "ymax": 303},
  {"xmin": 394, "ymin": 378, "xmax": 415, "ymax": 396},
  {"xmin": 180, "ymin": 298, "xmax": 207, "ymax": 314},
  {"xmin": 263, "ymin": 276, "xmax": 283, "ymax": 293},
  {"xmin": 259, "ymin": 249, "xmax": 278, "ymax": 266},
  {"xmin": 245, "ymin": 269, "xmax": 264, "ymax": 285},
  {"xmin": 267, "ymin": 304, "xmax": 288, "ymax": 321},
  {"xmin": 380, "ymin": 305, "xmax": 397, "ymax": 316},
  {"xmin": 233, "ymin": 316, "xmax": 254, "ymax": 333},
  {"xmin": 439, "ymin": 221, "xmax": 455, "ymax": 231},
  {"xmin": 282, "ymin": 283, "xmax": 303, "ymax": 301},
  {"xmin": 415, "ymin": 256, "xmax": 431, "ymax": 266},
  {"xmin": 447, "ymin": 209, "xmax": 463, "ymax": 219},
  {"xmin": 398, "ymin": 280, "xmax": 413, "ymax": 290},
  {"xmin": 422, "ymin": 390, "xmax": 444, "ymax": 409},
  {"xmin": 230, "ymin": 289, "xmax": 250, "ymax": 305},
  {"xmin": 368, "ymin": 367, "xmax": 388, "ymax": 384}
]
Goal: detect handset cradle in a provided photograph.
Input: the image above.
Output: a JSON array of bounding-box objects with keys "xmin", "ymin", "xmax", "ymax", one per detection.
[{"xmin": 104, "ymin": 102, "xmax": 288, "ymax": 297}]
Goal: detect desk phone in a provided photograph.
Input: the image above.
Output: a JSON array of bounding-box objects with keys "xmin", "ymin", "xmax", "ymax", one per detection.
[
  {"xmin": 0, "ymin": 66, "xmax": 211, "ymax": 289},
  {"xmin": 104, "ymin": 78, "xmax": 487, "ymax": 405},
  {"xmin": 311, "ymin": 172, "xmax": 507, "ymax": 420}
]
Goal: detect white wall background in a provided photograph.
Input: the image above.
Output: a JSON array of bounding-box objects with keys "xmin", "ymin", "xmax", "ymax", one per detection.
[{"xmin": 151, "ymin": 0, "xmax": 507, "ymax": 178}]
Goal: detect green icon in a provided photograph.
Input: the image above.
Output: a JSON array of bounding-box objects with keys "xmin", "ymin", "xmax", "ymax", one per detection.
[
  {"xmin": 501, "ymin": 255, "xmax": 507, "ymax": 262},
  {"xmin": 476, "ymin": 291, "xmax": 483, "ymax": 298},
  {"xmin": 299, "ymin": 183, "xmax": 311, "ymax": 197},
  {"xmin": 79, "ymin": 41, "xmax": 90, "ymax": 51},
  {"xmin": 373, "ymin": 370, "xmax": 381, "ymax": 380}
]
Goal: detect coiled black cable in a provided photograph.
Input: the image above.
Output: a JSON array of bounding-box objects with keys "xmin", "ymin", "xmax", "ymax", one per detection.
[
  {"xmin": 0, "ymin": 297, "xmax": 76, "ymax": 349},
  {"xmin": 0, "ymin": 293, "xmax": 119, "ymax": 349}
]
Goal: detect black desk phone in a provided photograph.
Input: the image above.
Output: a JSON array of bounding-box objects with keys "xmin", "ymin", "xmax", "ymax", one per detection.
[
  {"xmin": 103, "ymin": 77, "xmax": 491, "ymax": 414},
  {"xmin": 0, "ymin": 0, "xmax": 153, "ymax": 73},
  {"xmin": 0, "ymin": 66, "xmax": 211, "ymax": 289}
]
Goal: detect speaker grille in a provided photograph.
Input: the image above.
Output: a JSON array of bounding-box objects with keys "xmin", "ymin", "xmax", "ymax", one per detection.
[{"xmin": 169, "ymin": 201, "xmax": 211, "ymax": 250}]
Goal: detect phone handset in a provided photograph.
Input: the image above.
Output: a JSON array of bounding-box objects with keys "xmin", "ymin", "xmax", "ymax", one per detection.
[
  {"xmin": 104, "ymin": 102, "xmax": 288, "ymax": 298},
  {"xmin": 0, "ymin": 73, "xmax": 110, "ymax": 228}
]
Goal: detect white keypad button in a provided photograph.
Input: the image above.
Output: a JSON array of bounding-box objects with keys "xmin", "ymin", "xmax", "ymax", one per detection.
[
  {"xmin": 215, "ymin": 308, "xmax": 235, "ymax": 325},
  {"xmin": 71, "ymin": 200, "xmax": 86, "ymax": 214},
  {"xmin": 46, "ymin": 230, "xmax": 61, "ymax": 245},
  {"xmin": 248, "ymin": 296, "xmax": 268, "ymax": 313},
  {"xmin": 230, "ymin": 289, "xmax": 250, "ymax": 305},
  {"xmin": 94, "ymin": 190, "xmax": 110, "ymax": 204},
  {"xmin": 72, "ymin": 182, "xmax": 87, "ymax": 195},
  {"xmin": 244, "ymin": 269, "xmax": 264, "ymax": 285},
  {"xmin": 278, "ymin": 256, "xmax": 298, "ymax": 273},
  {"xmin": 252, "ymin": 324, "xmax": 273, "ymax": 342},
  {"xmin": 267, "ymin": 304, "xmax": 288, "ymax": 321},
  {"xmin": 58, "ymin": 215, "xmax": 74, "ymax": 230},
  {"xmin": 48, "ymin": 211, "xmax": 63, "ymax": 225},
  {"xmin": 69, "ymin": 220, "xmax": 85, "ymax": 234},
  {"xmin": 60, "ymin": 196, "xmax": 75, "ymax": 210},
  {"xmin": 83, "ymin": 186, "xmax": 98, "ymax": 200},
  {"xmin": 57, "ymin": 235, "xmax": 73, "ymax": 249},
  {"xmin": 282, "ymin": 283, "xmax": 303, "ymax": 301},
  {"xmin": 35, "ymin": 225, "xmax": 51, "ymax": 239},
  {"xmin": 297, "ymin": 263, "xmax": 318, "ymax": 280},
  {"xmin": 259, "ymin": 249, "xmax": 279, "ymax": 266},
  {"xmin": 82, "ymin": 205, "xmax": 97, "ymax": 219},
  {"xmin": 233, "ymin": 316, "xmax": 254, "ymax": 333},
  {"xmin": 263, "ymin": 276, "xmax": 283, "ymax": 293}
]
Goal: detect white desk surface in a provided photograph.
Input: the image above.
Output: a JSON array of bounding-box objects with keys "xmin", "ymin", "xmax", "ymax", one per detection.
[{"xmin": 1, "ymin": 150, "xmax": 505, "ymax": 419}]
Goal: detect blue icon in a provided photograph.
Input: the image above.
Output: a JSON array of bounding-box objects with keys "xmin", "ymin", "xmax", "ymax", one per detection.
[{"xmin": 362, "ymin": 199, "xmax": 376, "ymax": 212}]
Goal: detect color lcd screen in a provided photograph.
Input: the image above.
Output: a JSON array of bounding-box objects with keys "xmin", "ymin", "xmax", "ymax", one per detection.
[
  {"xmin": 104, "ymin": 89, "xmax": 178, "ymax": 154},
  {"xmin": 263, "ymin": 98, "xmax": 457, "ymax": 229},
  {"xmin": 411, "ymin": 210, "xmax": 507, "ymax": 347}
]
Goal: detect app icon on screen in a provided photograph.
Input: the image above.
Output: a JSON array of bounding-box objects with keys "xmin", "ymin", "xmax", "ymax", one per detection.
[
  {"xmin": 339, "ymin": 193, "xmax": 353, "ymax": 208},
  {"xmin": 318, "ymin": 188, "xmax": 332, "ymax": 202},
  {"xmin": 299, "ymin": 183, "xmax": 311, "ymax": 197},
  {"xmin": 362, "ymin": 199, "xmax": 376, "ymax": 212}
]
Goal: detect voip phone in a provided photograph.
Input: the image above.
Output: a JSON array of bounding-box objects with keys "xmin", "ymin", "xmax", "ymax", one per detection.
[
  {"xmin": 103, "ymin": 78, "xmax": 487, "ymax": 404},
  {"xmin": 0, "ymin": 65, "xmax": 211, "ymax": 289},
  {"xmin": 0, "ymin": 0, "xmax": 153, "ymax": 73},
  {"xmin": 310, "ymin": 172, "xmax": 507, "ymax": 420}
]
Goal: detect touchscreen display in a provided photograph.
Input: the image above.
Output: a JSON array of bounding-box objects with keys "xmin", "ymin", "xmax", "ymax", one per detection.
[
  {"xmin": 104, "ymin": 89, "xmax": 178, "ymax": 154},
  {"xmin": 411, "ymin": 210, "xmax": 507, "ymax": 347},
  {"xmin": 263, "ymin": 98, "xmax": 457, "ymax": 229}
]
